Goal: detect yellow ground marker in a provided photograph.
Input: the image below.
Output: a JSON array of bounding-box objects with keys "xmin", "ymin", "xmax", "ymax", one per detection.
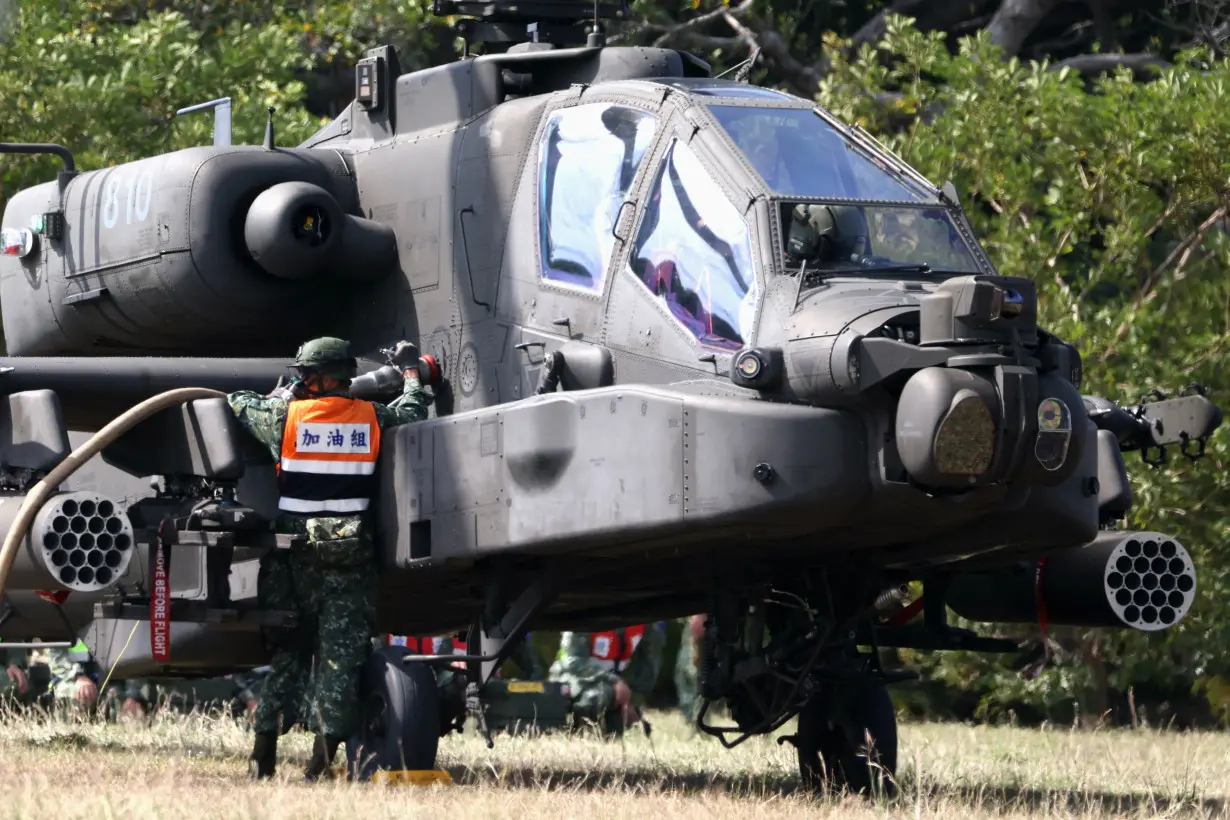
[{"xmin": 370, "ymin": 769, "xmax": 454, "ymax": 787}]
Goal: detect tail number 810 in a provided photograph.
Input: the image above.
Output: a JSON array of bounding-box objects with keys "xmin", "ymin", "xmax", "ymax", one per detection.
[{"xmin": 100, "ymin": 169, "xmax": 154, "ymax": 230}]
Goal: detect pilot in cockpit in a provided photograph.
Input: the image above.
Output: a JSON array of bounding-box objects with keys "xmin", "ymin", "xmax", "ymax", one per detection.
[{"xmin": 785, "ymin": 203, "xmax": 870, "ymax": 269}]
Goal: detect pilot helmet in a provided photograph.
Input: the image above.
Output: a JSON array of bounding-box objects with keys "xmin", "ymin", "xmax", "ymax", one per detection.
[{"xmin": 787, "ymin": 204, "xmax": 869, "ymax": 264}]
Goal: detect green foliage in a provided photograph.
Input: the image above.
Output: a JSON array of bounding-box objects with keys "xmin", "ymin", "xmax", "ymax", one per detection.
[
  {"xmin": 820, "ymin": 17, "xmax": 1230, "ymax": 725},
  {"xmin": 0, "ymin": 0, "xmax": 448, "ymax": 200},
  {"xmin": 0, "ymin": 0, "xmax": 324, "ymax": 198}
]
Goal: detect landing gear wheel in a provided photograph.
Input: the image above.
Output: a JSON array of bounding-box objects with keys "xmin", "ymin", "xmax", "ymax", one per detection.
[
  {"xmin": 795, "ymin": 682, "xmax": 897, "ymax": 797},
  {"xmin": 346, "ymin": 649, "xmax": 441, "ymax": 780}
]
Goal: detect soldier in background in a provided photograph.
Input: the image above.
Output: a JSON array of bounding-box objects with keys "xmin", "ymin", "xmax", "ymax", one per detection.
[
  {"xmin": 45, "ymin": 641, "xmax": 99, "ymax": 712},
  {"xmin": 548, "ymin": 623, "xmax": 665, "ymax": 734},
  {"xmin": 0, "ymin": 646, "xmax": 30, "ymax": 708},
  {"xmin": 674, "ymin": 614, "xmax": 705, "ymax": 724},
  {"xmin": 103, "ymin": 671, "xmax": 264, "ymax": 720},
  {"xmin": 231, "ymin": 668, "xmax": 267, "ymax": 720},
  {"xmin": 105, "ymin": 678, "xmax": 157, "ymax": 719}
]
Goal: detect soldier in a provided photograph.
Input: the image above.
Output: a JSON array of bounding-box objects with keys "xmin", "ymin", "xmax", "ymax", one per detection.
[
  {"xmin": 0, "ymin": 646, "xmax": 30, "ymax": 709},
  {"xmin": 231, "ymin": 667, "xmax": 267, "ymax": 721},
  {"xmin": 548, "ymin": 624, "xmax": 665, "ymax": 734},
  {"xmin": 46, "ymin": 641, "xmax": 100, "ymax": 713},
  {"xmin": 227, "ymin": 337, "xmax": 430, "ymax": 781},
  {"xmin": 106, "ymin": 678, "xmax": 158, "ymax": 719},
  {"xmin": 674, "ymin": 614, "xmax": 705, "ymax": 724}
]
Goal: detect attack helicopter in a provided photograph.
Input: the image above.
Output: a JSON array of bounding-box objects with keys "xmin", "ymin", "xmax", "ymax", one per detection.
[{"xmin": 0, "ymin": 0, "xmax": 1220, "ymax": 793}]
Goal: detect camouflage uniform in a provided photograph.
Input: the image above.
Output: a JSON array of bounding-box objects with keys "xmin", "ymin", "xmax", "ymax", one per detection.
[
  {"xmin": 0, "ymin": 647, "xmax": 29, "ymax": 708},
  {"xmin": 105, "ymin": 678, "xmax": 158, "ymax": 717},
  {"xmin": 674, "ymin": 615, "xmax": 703, "ymax": 722},
  {"xmin": 548, "ymin": 624, "xmax": 665, "ymax": 725},
  {"xmin": 46, "ymin": 641, "xmax": 99, "ymax": 708},
  {"xmin": 231, "ymin": 667, "xmax": 268, "ymax": 708},
  {"xmin": 228, "ymin": 337, "xmax": 429, "ymax": 777}
]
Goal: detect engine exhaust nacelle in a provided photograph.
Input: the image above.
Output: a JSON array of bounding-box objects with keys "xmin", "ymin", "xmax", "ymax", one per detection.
[
  {"xmin": 0, "ymin": 145, "xmax": 398, "ymax": 357},
  {"xmin": 244, "ymin": 181, "xmax": 397, "ymax": 282},
  {"xmin": 0, "ymin": 491, "xmax": 135, "ymax": 593},
  {"xmin": 946, "ymin": 531, "xmax": 1197, "ymax": 632}
]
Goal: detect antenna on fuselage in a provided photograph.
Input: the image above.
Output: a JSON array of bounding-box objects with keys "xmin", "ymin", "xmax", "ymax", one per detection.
[
  {"xmin": 716, "ymin": 47, "xmax": 762, "ymax": 83},
  {"xmin": 587, "ymin": 0, "xmax": 607, "ymax": 47},
  {"xmin": 734, "ymin": 46, "xmax": 760, "ymax": 82},
  {"xmin": 263, "ymin": 107, "xmax": 276, "ymax": 150}
]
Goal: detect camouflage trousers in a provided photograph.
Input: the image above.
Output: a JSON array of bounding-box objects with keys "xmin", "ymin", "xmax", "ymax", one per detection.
[
  {"xmin": 554, "ymin": 672, "xmax": 617, "ymax": 722},
  {"xmin": 253, "ymin": 539, "xmax": 377, "ymax": 739},
  {"xmin": 102, "ymin": 678, "xmax": 158, "ymax": 717},
  {"xmin": 674, "ymin": 617, "xmax": 701, "ymax": 722}
]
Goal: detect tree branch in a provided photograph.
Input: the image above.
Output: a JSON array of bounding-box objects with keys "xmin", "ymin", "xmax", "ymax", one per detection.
[
  {"xmin": 1101, "ymin": 205, "xmax": 1227, "ymax": 363},
  {"xmin": 985, "ymin": 0, "xmax": 1061, "ymax": 56},
  {"xmin": 719, "ymin": 9, "xmax": 759, "ymax": 52},
  {"xmin": 849, "ymin": 0, "xmax": 999, "ymax": 50},
  {"xmin": 1049, "ymin": 53, "xmax": 1172, "ymax": 77},
  {"xmin": 639, "ymin": 0, "xmax": 755, "ymax": 49},
  {"xmin": 731, "ymin": 12, "xmax": 827, "ymax": 96},
  {"xmin": 850, "ymin": 0, "xmax": 932, "ymax": 49}
]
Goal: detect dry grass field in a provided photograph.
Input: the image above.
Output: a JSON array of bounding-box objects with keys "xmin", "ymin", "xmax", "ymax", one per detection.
[{"xmin": 0, "ymin": 706, "xmax": 1226, "ymax": 819}]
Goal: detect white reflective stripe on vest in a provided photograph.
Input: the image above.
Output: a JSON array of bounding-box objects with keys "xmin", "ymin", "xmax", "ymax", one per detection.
[
  {"xmin": 278, "ymin": 496, "xmax": 371, "ymax": 513},
  {"xmin": 279, "ymin": 458, "xmax": 377, "ymax": 475},
  {"xmin": 590, "ymin": 657, "xmax": 621, "ymax": 672}
]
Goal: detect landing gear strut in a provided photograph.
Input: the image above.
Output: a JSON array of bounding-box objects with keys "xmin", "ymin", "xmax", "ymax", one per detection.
[{"xmin": 693, "ymin": 570, "xmax": 908, "ymax": 795}]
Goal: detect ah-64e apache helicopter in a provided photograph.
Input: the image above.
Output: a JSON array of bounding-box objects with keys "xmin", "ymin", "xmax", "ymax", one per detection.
[{"xmin": 0, "ymin": 0, "xmax": 1220, "ymax": 793}]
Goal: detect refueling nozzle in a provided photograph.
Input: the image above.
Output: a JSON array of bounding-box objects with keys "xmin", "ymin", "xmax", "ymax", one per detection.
[{"xmin": 349, "ymin": 343, "xmax": 444, "ymax": 399}]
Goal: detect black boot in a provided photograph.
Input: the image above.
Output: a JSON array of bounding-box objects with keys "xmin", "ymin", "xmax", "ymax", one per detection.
[
  {"xmin": 249, "ymin": 732, "xmax": 277, "ymax": 780},
  {"xmin": 303, "ymin": 734, "xmax": 342, "ymax": 782}
]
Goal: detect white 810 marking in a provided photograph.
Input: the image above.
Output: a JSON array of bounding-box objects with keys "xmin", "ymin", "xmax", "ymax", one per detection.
[{"xmin": 101, "ymin": 169, "xmax": 154, "ymax": 229}]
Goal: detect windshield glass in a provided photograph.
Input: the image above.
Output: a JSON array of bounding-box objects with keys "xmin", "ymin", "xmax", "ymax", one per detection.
[
  {"xmin": 629, "ymin": 138, "xmax": 758, "ymax": 351},
  {"xmin": 779, "ymin": 202, "xmax": 981, "ymax": 274},
  {"xmin": 709, "ymin": 105, "xmax": 937, "ymax": 202}
]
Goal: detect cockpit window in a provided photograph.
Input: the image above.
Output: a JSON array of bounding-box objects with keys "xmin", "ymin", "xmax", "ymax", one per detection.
[
  {"xmin": 629, "ymin": 138, "xmax": 758, "ymax": 352},
  {"xmin": 780, "ymin": 202, "xmax": 981, "ymax": 273},
  {"xmin": 655, "ymin": 79, "xmax": 795, "ymax": 101},
  {"xmin": 709, "ymin": 105, "xmax": 937, "ymax": 202},
  {"xmin": 689, "ymin": 86, "xmax": 794, "ymax": 101},
  {"xmin": 538, "ymin": 103, "xmax": 659, "ymax": 291}
]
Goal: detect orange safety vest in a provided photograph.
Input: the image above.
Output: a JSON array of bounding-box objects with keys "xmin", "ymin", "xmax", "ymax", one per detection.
[
  {"xmin": 589, "ymin": 625, "xmax": 645, "ymax": 672},
  {"xmin": 278, "ymin": 396, "xmax": 381, "ymax": 515}
]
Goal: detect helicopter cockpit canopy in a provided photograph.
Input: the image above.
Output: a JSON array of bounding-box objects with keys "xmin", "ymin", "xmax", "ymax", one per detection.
[{"xmin": 708, "ymin": 105, "xmax": 982, "ymax": 275}]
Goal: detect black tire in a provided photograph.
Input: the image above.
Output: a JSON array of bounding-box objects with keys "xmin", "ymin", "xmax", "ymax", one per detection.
[
  {"xmin": 796, "ymin": 682, "xmax": 898, "ymax": 797},
  {"xmin": 346, "ymin": 649, "xmax": 441, "ymax": 780}
]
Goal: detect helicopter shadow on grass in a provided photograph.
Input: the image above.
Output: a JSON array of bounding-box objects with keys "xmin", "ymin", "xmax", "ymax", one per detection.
[{"xmin": 442, "ymin": 760, "xmax": 1226, "ymax": 815}]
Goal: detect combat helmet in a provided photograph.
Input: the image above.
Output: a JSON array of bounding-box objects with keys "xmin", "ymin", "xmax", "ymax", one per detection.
[{"xmin": 293, "ymin": 337, "xmax": 358, "ymax": 380}]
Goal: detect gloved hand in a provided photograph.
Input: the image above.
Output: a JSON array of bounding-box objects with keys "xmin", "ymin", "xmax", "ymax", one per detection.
[
  {"xmin": 266, "ymin": 376, "xmax": 296, "ymax": 401},
  {"xmin": 388, "ymin": 341, "xmax": 420, "ymax": 370}
]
